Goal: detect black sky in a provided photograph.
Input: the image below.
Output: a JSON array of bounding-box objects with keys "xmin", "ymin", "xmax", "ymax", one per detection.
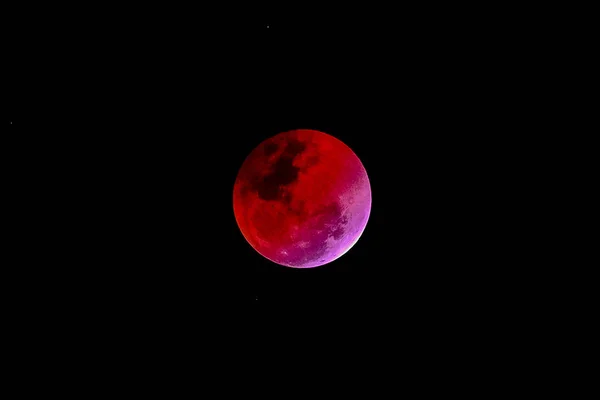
[{"xmin": 7, "ymin": 12, "xmax": 540, "ymax": 376}]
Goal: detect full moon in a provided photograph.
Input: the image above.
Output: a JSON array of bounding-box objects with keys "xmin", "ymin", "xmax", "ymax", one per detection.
[{"xmin": 233, "ymin": 129, "xmax": 371, "ymax": 268}]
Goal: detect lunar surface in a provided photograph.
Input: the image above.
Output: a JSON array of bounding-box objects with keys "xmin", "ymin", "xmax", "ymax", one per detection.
[{"xmin": 233, "ymin": 129, "xmax": 371, "ymax": 268}]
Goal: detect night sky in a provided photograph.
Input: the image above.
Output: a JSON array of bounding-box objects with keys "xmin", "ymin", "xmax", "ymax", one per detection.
[{"xmin": 7, "ymin": 13, "xmax": 538, "ymax": 380}]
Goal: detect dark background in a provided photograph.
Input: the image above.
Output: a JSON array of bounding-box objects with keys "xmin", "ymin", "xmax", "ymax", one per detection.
[{"xmin": 6, "ymin": 10, "xmax": 549, "ymax": 382}]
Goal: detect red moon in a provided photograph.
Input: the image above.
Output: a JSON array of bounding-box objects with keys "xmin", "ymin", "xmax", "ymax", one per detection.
[{"xmin": 233, "ymin": 129, "xmax": 371, "ymax": 268}]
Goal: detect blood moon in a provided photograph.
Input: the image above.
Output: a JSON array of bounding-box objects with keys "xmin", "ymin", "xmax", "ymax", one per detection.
[{"xmin": 233, "ymin": 129, "xmax": 371, "ymax": 268}]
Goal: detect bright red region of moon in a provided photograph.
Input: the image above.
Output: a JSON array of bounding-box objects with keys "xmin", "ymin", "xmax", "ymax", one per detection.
[{"xmin": 233, "ymin": 129, "xmax": 371, "ymax": 268}]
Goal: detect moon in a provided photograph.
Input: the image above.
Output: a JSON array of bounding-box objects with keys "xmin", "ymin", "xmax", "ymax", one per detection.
[{"xmin": 233, "ymin": 129, "xmax": 371, "ymax": 268}]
